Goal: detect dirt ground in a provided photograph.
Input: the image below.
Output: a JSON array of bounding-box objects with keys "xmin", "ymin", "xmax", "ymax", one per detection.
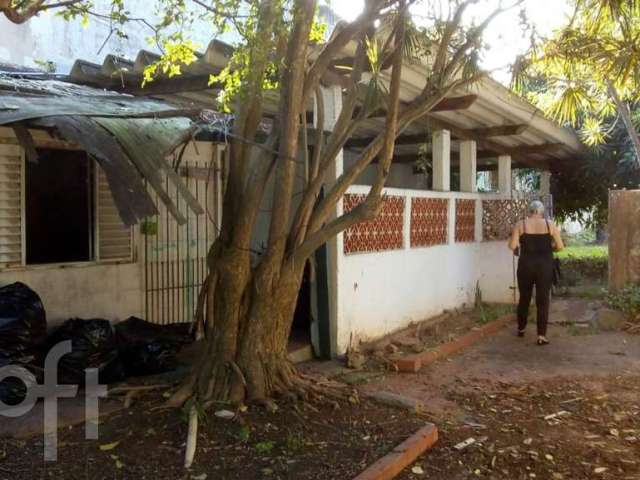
[
  {"xmin": 347, "ymin": 298, "xmax": 640, "ymax": 479},
  {"xmin": 0, "ymin": 390, "xmax": 423, "ymax": 480},
  {"xmin": 3, "ymin": 298, "xmax": 640, "ymax": 479}
]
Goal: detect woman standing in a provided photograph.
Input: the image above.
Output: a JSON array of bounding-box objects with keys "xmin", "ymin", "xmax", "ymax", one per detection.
[{"xmin": 508, "ymin": 200, "xmax": 564, "ymax": 345}]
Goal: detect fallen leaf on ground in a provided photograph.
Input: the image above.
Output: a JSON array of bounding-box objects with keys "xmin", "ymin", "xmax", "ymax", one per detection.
[{"xmin": 99, "ymin": 441, "xmax": 120, "ymax": 451}]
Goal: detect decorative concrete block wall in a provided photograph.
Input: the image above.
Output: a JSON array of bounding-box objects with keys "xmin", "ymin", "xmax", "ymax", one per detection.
[
  {"xmin": 343, "ymin": 194, "xmax": 405, "ymax": 254},
  {"xmin": 481, "ymin": 199, "xmax": 528, "ymax": 241},
  {"xmin": 455, "ymin": 199, "xmax": 476, "ymax": 243},
  {"xmin": 410, "ymin": 198, "xmax": 448, "ymax": 247}
]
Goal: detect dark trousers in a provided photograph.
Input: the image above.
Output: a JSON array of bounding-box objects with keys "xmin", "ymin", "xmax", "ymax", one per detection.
[{"xmin": 517, "ymin": 256, "xmax": 553, "ymax": 336}]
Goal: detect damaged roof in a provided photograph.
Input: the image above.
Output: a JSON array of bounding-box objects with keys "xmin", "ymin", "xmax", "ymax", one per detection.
[
  {"xmin": 0, "ymin": 72, "xmax": 205, "ymax": 225},
  {"xmin": 64, "ymin": 39, "xmax": 583, "ymax": 170}
]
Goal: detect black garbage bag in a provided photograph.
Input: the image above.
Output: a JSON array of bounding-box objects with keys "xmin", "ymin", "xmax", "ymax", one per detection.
[
  {"xmin": 0, "ymin": 361, "xmax": 41, "ymax": 406},
  {"xmin": 0, "ymin": 282, "xmax": 46, "ymax": 405},
  {"xmin": 118, "ymin": 340, "xmax": 178, "ymax": 377},
  {"xmin": 0, "ymin": 282, "xmax": 47, "ymax": 362},
  {"xmin": 115, "ymin": 317, "xmax": 192, "ymax": 346},
  {"xmin": 115, "ymin": 317, "xmax": 192, "ymax": 377},
  {"xmin": 47, "ymin": 318, "xmax": 124, "ymax": 385}
]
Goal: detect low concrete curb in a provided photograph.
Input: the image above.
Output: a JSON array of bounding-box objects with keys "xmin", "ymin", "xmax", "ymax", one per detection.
[
  {"xmin": 352, "ymin": 423, "xmax": 438, "ymax": 480},
  {"xmin": 393, "ymin": 313, "xmax": 516, "ymax": 373}
]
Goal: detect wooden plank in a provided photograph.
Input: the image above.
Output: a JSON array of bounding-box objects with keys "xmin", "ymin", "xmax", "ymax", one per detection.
[
  {"xmin": 608, "ymin": 190, "xmax": 640, "ymax": 289},
  {"xmin": 466, "ymin": 124, "xmax": 528, "ymax": 137}
]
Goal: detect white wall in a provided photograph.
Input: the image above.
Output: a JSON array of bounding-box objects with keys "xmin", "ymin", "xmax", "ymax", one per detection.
[
  {"xmin": 0, "ymin": 262, "xmax": 142, "ymax": 329},
  {"xmin": 0, "ymin": 2, "xmax": 337, "ymax": 73},
  {"xmin": 334, "ymin": 186, "xmax": 514, "ymax": 354}
]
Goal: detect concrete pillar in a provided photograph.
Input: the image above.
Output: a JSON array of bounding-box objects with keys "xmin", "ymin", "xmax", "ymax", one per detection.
[
  {"xmin": 432, "ymin": 129, "xmax": 450, "ymax": 191},
  {"xmin": 459, "ymin": 140, "xmax": 477, "ymax": 193},
  {"xmin": 540, "ymin": 171, "xmax": 551, "ymax": 195},
  {"xmin": 313, "ymin": 85, "xmax": 343, "ymax": 358},
  {"xmin": 498, "ymin": 155, "xmax": 511, "ymax": 194}
]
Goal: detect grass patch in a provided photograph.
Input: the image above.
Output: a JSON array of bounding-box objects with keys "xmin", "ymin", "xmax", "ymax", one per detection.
[{"xmin": 474, "ymin": 303, "xmax": 514, "ymax": 325}]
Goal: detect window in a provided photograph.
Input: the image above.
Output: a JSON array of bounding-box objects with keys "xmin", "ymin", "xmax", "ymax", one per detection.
[
  {"xmin": 26, "ymin": 149, "xmax": 93, "ymax": 264},
  {"xmin": 0, "ymin": 143, "xmax": 133, "ymax": 268}
]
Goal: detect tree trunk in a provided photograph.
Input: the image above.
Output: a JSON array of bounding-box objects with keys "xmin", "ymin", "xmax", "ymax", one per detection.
[
  {"xmin": 175, "ymin": 243, "xmax": 305, "ymax": 406},
  {"xmin": 607, "ymin": 82, "xmax": 640, "ymax": 170}
]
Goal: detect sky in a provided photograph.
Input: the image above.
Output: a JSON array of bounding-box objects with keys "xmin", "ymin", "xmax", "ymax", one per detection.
[{"xmin": 329, "ymin": 0, "xmax": 573, "ymax": 84}]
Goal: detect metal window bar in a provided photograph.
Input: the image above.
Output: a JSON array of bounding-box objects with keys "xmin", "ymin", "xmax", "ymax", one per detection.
[{"xmin": 143, "ymin": 147, "xmax": 218, "ymax": 324}]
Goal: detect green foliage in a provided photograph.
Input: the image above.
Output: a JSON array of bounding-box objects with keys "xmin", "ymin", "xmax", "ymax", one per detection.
[
  {"xmin": 285, "ymin": 431, "xmax": 305, "ymax": 451},
  {"xmin": 254, "ymin": 440, "xmax": 274, "ymax": 454},
  {"xmin": 551, "ymin": 112, "xmax": 640, "ymax": 227},
  {"xmin": 516, "ymin": 0, "xmax": 640, "ymax": 147},
  {"xmin": 237, "ymin": 424, "xmax": 251, "ymax": 443},
  {"xmin": 143, "ymin": 40, "xmax": 200, "ymax": 86},
  {"xmin": 474, "ymin": 303, "xmax": 513, "ymax": 325},
  {"xmin": 606, "ymin": 284, "xmax": 640, "ymax": 317},
  {"xmin": 180, "ymin": 399, "xmax": 208, "ymax": 424},
  {"xmin": 474, "ymin": 283, "xmax": 512, "ymax": 324},
  {"xmin": 556, "ymin": 245, "xmax": 608, "ymax": 260},
  {"xmin": 556, "ymin": 245, "xmax": 608, "ymax": 287}
]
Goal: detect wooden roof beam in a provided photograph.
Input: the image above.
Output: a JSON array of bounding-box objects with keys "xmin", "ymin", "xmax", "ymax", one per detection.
[
  {"xmin": 465, "ymin": 124, "xmax": 528, "ymax": 137},
  {"xmin": 351, "ymin": 94, "xmax": 478, "ymax": 120},
  {"xmin": 345, "ymin": 122, "xmax": 530, "ymax": 148}
]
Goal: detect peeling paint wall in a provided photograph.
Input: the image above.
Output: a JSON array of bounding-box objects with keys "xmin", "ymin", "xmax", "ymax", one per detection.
[{"xmin": 0, "ymin": 263, "xmax": 142, "ymax": 328}]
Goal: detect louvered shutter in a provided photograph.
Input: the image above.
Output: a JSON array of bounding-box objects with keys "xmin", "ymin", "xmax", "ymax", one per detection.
[
  {"xmin": 96, "ymin": 163, "xmax": 133, "ymax": 261},
  {"xmin": 0, "ymin": 144, "xmax": 23, "ymax": 267}
]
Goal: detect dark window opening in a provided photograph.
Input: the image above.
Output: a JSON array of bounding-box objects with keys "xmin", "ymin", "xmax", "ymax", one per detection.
[{"xmin": 26, "ymin": 149, "xmax": 94, "ymax": 265}]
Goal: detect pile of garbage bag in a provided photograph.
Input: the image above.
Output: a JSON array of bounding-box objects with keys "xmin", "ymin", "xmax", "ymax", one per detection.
[
  {"xmin": 0, "ymin": 282, "xmax": 46, "ymax": 405},
  {"xmin": 115, "ymin": 317, "xmax": 192, "ymax": 377},
  {"xmin": 0, "ymin": 282, "xmax": 194, "ymax": 404},
  {"xmin": 46, "ymin": 318, "xmax": 125, "ymax": 384}
]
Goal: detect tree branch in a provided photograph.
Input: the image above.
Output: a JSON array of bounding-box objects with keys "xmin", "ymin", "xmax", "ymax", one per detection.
[
  {"xmin": 0, "ymin": 0, "xmax": 82, "ymax": 23},
  {"xmin": 292, "ymin": 2, "xmax": 408, "ymax": 264},
  {"xmin": 260, "ymin": 0, "xmax": 317, "ymax": 277}
]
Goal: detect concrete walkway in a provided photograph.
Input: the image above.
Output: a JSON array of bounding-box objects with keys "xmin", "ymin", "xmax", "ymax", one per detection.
[{"xmin": 354, "ymin": 298, "xmax": 640, "ymax": 420}]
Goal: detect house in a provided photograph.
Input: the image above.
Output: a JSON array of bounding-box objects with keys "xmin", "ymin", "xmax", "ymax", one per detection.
[
  {"xmin": 0, "ymin": 16, "xmax": 583, "ymax": 359},
  {"xmin": 0, "ymin": 71, "xmax": 222, "ymax": 329}
]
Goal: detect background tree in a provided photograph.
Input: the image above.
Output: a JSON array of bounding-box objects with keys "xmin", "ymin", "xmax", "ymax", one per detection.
[
  {"xmin": 515, "ymin": 0, "xmax": 640, "ymax": 166},
  {"xmin": 552, "ymin": 107, "xmax": 640, "ymax": 239}
]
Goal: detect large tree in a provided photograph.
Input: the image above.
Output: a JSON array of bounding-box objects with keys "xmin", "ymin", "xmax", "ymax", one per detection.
[
  {"xmin": 516, "ymin": 0, "xmax": 640, "ymax": 166},
  {"xmin": 3, "ymin": 0, "xmax": 520, "ymax": 463}
]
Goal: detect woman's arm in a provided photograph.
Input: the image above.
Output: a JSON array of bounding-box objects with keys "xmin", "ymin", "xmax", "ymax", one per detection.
[
  {"xmin": 508, "ymin": 221, "xmax": 521, "ymax": 251},
  {"xmin": 550, "ymin": 222, "xmax": 565, "ymax": 251}
]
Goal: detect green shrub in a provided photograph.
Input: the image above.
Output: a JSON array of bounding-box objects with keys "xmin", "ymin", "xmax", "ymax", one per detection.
[
  {"xmin": 606, "ymin": 284, "xmax": 640, "ymax": 318},
  {"xmin": 557, "ymin": 246, "xmax": 608, "ymax": 286}
]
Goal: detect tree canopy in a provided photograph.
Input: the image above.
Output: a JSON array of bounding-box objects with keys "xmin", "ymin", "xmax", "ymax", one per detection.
[{"xmin": 516, "ymin": 0, "xmax": 640, "ymax": 166}]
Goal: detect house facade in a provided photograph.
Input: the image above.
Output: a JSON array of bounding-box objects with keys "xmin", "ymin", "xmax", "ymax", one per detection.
[{"xmin": 0, "ymin": 8, "xmax": 583, "ymax": 358}]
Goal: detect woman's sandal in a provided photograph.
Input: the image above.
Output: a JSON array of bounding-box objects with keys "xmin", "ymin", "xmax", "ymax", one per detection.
[
  {"xmin": 537, "ymin": 336, "xmax": 549, "ymax": 346},
  {"xmin": 517, "ymin": 329, "xmax": 526, "ymax": 337}
]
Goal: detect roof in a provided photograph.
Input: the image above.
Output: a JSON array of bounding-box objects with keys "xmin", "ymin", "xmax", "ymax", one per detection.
[
  {"xmin": 59, "ymin": 38, "xmax": 583, "ymax": 171},
  {"xmin": 0, "ymin": 72, "xmax": 204, "ymax": 225}
]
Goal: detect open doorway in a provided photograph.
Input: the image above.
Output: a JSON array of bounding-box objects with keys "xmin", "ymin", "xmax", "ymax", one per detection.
[{"xmin": 289, "ymin": 261, "xmax": 313, "ymax": 362}]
